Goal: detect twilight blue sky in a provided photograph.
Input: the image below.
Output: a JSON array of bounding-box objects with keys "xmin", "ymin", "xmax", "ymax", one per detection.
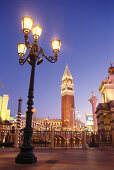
[{"xmin": 0, "ymin": 0, "xmax": 114, "ymax": 122}]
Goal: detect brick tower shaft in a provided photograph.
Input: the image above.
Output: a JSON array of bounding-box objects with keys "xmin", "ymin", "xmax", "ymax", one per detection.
[{"xmin": 61, "ymin": 64, "xmax": 75, "ymax": 130}]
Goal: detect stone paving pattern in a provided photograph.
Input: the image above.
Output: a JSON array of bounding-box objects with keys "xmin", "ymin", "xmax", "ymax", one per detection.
[{"xmin": 0, "ymin": 148, "xmax": 114, "ymax": 170}]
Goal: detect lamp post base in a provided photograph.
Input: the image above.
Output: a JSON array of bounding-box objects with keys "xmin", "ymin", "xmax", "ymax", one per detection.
[{"xmin": 15, "ymin": 146, "xmax": 37, "ymax": 164}]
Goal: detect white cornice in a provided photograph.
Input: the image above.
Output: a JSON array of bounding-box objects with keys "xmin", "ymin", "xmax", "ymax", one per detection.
[
  {"xmin": 99, "ymin": 83, "xmax": 114, "ymax": 93},
  {"xmin": 61, "ymin": 90, "xmax": 74, "ymax": 96}
]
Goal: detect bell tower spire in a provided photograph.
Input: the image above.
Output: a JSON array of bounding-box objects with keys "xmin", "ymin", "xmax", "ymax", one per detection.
[
  {"xmin": 61, "ymin": 64, "xmax": 74, "ymax": 96},
  {"xmin": 61, "ymin": 64, "xmax": 75, "ymax": 130}
]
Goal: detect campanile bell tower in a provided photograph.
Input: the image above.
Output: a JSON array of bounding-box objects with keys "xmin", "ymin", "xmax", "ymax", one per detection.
[{"xmin": 61, "ymin": 64, "xmax": 75, "ymax": 130}]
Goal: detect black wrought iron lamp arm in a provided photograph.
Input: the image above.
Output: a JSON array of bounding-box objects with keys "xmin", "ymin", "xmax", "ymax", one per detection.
[
  {"xmin": 38, "ymin": 46, "xmax": 58, "ymax": 63},
  {"xmin": 19, "ymin": 55, "xmax": 30, "ymax": 65},
  {"xmin": 24, "ymin": 34, "xmax": 31, "ymax": 49},
  {"xmin": 19, "ymin": 39, "xmax": 58, "ymax": 66}
]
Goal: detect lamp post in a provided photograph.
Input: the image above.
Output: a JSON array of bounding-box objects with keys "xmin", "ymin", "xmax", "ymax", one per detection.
[{"xmin": 15, "ymin": 16, "xmax": 61, "ymax": 164}]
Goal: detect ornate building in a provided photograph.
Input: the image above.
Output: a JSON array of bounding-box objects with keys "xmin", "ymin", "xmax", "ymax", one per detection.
[
  {"xmin": 61, "ymin": 64, "xmax": 75, "ymax": 130},
  {"xmin": 96, "ymin": 63, "xmax": 114, "ymax": 147},
  {"xmin": 0, "ymin": 95, "xmax": 11, "ymax": 121}
]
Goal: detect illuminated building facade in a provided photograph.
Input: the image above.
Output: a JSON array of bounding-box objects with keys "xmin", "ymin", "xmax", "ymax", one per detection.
[
  {"xmin": 61, "ymin": 64, "xmax": 75, "ymax": 130},
  {"xmin": 99, "ymin": 65, "xmax": 114, "ymax": 103},
  {"xmin": 0, "ymin": 95, "xmax": 11, "ymax": 121},
  {"xmin": 96, "ymin": 64, "xmax": 114, "ymax": 147},
  {"xmin": 19, "ymin": 117, "xmax": 83, "ymax": 132}
]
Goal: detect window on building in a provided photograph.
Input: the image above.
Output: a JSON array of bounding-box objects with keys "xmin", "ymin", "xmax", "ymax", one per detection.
[{"xmin": 67, "ymin": 87, "xmax": 73, "ymax": 91}]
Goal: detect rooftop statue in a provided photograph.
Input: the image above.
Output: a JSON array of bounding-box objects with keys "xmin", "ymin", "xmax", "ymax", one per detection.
[
  {"xmin": 92, "ymin": 91, "xmax": 94, "ymax": 97},
  {"xmin": 110, "ymin": 62, "xmax": 114, "ymax": 67}
]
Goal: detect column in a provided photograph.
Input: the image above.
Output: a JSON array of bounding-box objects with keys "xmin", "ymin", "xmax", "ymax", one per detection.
[
  {"xmin": 89, "ymin": 91, "xmax": 98, "ymax": 131},
  {"xmin": 14, "ymin": 98, "xmax": 22, "ymax": 148}
]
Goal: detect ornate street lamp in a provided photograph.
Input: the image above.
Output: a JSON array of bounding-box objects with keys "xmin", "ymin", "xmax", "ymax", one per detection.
[{"xmin": 15, "ymin": 16, "xmax": 61, "ymax": 164}]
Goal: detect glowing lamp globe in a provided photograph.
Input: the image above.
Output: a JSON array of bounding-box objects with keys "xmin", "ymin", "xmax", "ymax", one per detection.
[
  {"xmin": 32, "ymin": 25, "xmax": 42, "ymax": 40},
  {"xmin": 18, "ymin": 43, "xmax": 27, "ymax": 56},
  {"xmin": 51, "ymin": 39, "xmax": 61, "ymax": 53},
  {"xmin": 32, "ymin": 108, "xmax": 36, "ymax": 113},
  {"xmin": 21, "ymin": 16, "xmax": 34, "ymax": 34}
]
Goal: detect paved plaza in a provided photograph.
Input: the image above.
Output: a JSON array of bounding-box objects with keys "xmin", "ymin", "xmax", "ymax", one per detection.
[{"xmin": 0, "ymin": 147, "xmax": 114, "ymax": 170}]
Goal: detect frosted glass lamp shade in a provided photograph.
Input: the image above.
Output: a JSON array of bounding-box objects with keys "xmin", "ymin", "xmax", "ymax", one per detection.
[
  {"xmin": 21, "ymin": 16, "xmax": 34, "ymax": 34},
  {"xmin": 51, "ymin": 39, "xmax": 61, "ymax": 53},
  {"xmin": 32, "ymin": 25, "xmax": 42, "ymax": 40},
  {"xmin": 18, "ymin": 43, "xmax": 27, "ymax": 56}
]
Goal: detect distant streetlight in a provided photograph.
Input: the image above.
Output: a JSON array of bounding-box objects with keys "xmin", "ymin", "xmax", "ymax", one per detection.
[{"xmin": 15, "ymin": 16, "xmax": 61, "ymax": 164}]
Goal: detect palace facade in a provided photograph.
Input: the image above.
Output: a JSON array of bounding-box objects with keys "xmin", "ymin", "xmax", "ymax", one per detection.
[{"xmin": 96, "ymin": 64, "xmax": 114, "ymax": 147}]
